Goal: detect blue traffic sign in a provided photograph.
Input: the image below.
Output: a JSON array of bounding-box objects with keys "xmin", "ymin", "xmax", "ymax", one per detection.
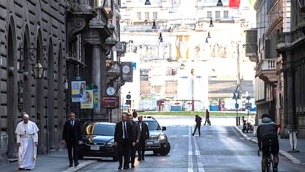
[{"xmin": 235, "ymin": 103, "xmax": 239, "ymax": 109}]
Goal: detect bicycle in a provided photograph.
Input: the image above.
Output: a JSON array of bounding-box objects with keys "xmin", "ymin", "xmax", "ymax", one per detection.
[{"xmin": 258, "ymin": 139, "xmax": 275, "ymax": 172}]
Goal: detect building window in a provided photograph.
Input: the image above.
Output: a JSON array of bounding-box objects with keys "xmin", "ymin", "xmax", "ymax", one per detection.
[
  {"xmin": 145, "ymin": 12, "xmax": 149, "ymax": 20},
  {"xmin": 207, "ymin": 11, "xmax": 212, "ymax": 18},
  {"xmin": 153, "ymin": 12, "xmax": 158, "ymax": 20},
  {"xmin": 215, "ymin": 11, "xmax": 220, "ymax": 19},
  {"xmin": 224, "ymin": 11, "xmax": 229, "ymax": 18},
  {"xmin": 137, "ymin": 12, "xmax": 141, "ymax": 20}
]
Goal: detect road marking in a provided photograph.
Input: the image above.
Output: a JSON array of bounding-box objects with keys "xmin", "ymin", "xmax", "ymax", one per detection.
[
  {"xmin": 188, "ymin": 126, "xmax": 194, "ymax": 172},
  {"xmin": 188, "ymin": 126, "xmax": 206, "ymax": 172}
]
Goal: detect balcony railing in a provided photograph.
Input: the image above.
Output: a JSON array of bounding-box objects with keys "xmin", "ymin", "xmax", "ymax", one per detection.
[{"xmin": 260, "ymin": 59, "xmax": 276, "ymax": 71}]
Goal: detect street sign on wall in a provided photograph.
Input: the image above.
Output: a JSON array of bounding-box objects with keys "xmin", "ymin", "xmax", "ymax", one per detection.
[{"xmin": 102, "ymin": 96, "xmax": 119, "ymax": 109}]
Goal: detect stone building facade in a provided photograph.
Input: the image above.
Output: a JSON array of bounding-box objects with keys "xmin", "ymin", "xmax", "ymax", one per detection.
[
  {"xmin": 0, "ymin": 0, "xmax": 120, "ymax": 164},
  {"xmin": 0, "ymin": 0, "xmax": 67, "ymax": 163},
  {"xmin": 277, "ymin": 1, "xmax": 305, "ymax": 138}
]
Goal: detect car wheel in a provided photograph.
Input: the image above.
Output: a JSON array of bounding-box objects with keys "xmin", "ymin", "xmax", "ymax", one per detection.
[
  {"xmin": 153, "ymin": 150, "xmax": 159, "ymax": 155},
  {"xmin": 158, "ymin": 143, "xmax": 171, "ymax": 156},
  {"xmin": 78, "ymin": 154, "xmax": 84, "ymax": 159}
]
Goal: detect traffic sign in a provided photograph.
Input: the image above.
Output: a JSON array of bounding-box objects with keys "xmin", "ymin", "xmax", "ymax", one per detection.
[
  {"xmin": 126, "ymin": 94, "xmax": 131, "ymax": 99},
  {"xmin": 235, "ymin": 103, "xmax": 239, "ymax": 109}
]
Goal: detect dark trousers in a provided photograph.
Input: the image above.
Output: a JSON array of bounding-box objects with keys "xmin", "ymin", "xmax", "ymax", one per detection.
[
  {"xmin": 118, "ymin": 139, "xmax": 130, "ymax": 167},
  {"xmin": 130, "ymin": 144, "xmax": 136, "ymax": 165},
  {"xmin": 193, "ymin": 124, "xmax": 201, "ymax": 136},
  {"xmin": 137, "ymin": 138, "xmax": 146, "ymax": 159},
  {"xmin": 67, "ymin": 141, "xmax": 79, "ymax": 165}
]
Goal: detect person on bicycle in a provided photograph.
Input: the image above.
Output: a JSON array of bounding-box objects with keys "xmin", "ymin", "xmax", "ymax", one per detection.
[{"xmin": 257, "ymin": 114, "xmax": 279, "ymax": 172}]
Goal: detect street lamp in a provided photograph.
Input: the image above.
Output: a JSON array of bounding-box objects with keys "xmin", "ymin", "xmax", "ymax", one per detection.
[
  {"xmin": 145, "ymin": 0, "xmax": 151, "ymax": 5},
  {"xmin": 32, "ymin": 62, "xmax": 44, "ymax": 79},
  {"xmin": 18, "ymin": 46, "xmax": 45, "ymax": 79},
  {"xmin": 216, "ymin": 0, "xmax": 223, "ymax": 6}
]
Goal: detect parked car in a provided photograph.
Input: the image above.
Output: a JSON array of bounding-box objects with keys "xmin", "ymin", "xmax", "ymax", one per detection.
[
  {"xmin": 136, "ymin": 116, "xmax": 171, "ymax": 156},
  {"xmin": 78, "ymin": 122, "xmax": 117, "ymax": 161}
]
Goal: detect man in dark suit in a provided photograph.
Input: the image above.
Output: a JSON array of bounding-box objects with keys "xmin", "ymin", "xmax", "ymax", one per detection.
[
  {"xmin": 63, "ymin": 112, "xmax": 82, "ymax": 167},
  {"xmin": 136, "ymin": 116, "xmax": 149, "ymax": 161},
  {"xmin": 114, "ymin": 113, "xmax": 135, "ymax": 169},
  {"xmin": 128, "ymin": 115, "xmax": 138, "ymax": 168}
]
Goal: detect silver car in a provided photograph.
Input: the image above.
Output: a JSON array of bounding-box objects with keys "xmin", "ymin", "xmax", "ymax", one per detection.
[{"xmin": 140, "ymin": 117, "xmax": 171, "ymax": 156}]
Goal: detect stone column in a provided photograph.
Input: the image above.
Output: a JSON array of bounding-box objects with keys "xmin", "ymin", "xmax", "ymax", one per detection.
[
  {"xmin": 285, "ymin": 50, "xmax": 296, "ymax": 130},
  {"xmin": 92, "ymin": 44, "xmax": 101, "ymax": 114}
]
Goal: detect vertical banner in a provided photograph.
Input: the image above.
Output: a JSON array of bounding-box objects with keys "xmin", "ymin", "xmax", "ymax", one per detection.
[
  {"xmin": 71, "ymin": 81, "xmax": 86, "ymax": 102},
  {"xmin": 81, "ymin": 90, "xmax": 94, "ymax": 109},
  {"xmin": 121, "ymin": 62, "xmax": 133, "ymax": 82},
  {"xmin": 93, "ymin": 89, "xmax": 99, "ymax": 108}
]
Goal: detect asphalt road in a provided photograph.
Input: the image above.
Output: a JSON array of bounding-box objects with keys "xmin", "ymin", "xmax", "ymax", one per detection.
[{"xmin": 76, "ymin": 116, "xmax": 305, "ymax": 172}]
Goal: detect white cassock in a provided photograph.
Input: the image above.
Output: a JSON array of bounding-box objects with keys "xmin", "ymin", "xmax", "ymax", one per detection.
[{"xmin": 15, "ymin": 120, "xmax": 39, "ymax": 170}]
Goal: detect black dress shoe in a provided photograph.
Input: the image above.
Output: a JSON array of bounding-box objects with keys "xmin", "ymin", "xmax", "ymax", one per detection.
[
  {"xmin": 137, "ymin": 158, "xmax": 141, "ymax": 161},
  {"xmin": 131, "ymin": 164, "xmax": 135, "ymax": 168},
  {"xmin": 118, "ymin": 165, "xmax": 122, "ymax": 169},
  {"xmin": 18, "ymin": 168, "xmax": 25, "ymax": 170},
  {"xmin": 25, "ymin": 169, "xmax": 31, "ymax": 171},
  {"xmin": 75, "ymin": 162, "xmax": 79, "ymax": 167},
  {"xmin": 124, "ymin": 166, "xmax": 129, "ymax": 169},
  {"xmin": 69, "ymin": 164, "xmax": 73, "ymax": 167}
]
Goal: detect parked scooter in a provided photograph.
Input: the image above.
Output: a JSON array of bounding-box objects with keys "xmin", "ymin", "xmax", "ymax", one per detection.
[{"xmin": 242, "ymin": 120, "xmax": 253, "ymax": 133}]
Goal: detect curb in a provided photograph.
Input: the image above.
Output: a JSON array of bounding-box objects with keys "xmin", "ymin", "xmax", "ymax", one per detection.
[{"xmin": 234, "ymin": 126, "xmax": 302, "ymax": 164}]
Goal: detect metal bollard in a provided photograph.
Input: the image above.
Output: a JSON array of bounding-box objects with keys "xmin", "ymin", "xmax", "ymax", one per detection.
[{"xmin": 288, "ymin": 130, "xmax": 299, "ymax": 153}]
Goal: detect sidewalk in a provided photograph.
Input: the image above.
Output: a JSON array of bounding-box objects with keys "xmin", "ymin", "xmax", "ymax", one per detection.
[
  {"xmin": 0, "ymin": 149, "xmax": 96, "ymax": 172},
  {"xmin": 235, "ymin": 126, "xmax": 305, "ymax": 164}
]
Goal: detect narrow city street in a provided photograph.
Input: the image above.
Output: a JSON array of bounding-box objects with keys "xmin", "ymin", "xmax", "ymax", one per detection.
[{"xmin": 75, "ymin": 116, "xmax": 305, "ymax": 172}]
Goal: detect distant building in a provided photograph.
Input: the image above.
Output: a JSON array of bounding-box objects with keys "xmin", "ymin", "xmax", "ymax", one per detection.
[{"xmin": 120, "ymin": 0, "xmax": 256, "ymax": 111}]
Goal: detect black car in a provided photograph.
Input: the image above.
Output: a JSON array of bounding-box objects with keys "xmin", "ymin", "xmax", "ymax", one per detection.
[{"xmin": 78, "ymin": 122, "xmax": 117, "ymax": 161}]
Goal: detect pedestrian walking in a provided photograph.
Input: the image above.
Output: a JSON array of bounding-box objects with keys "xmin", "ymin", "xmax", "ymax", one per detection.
[
  {"xmin": 128, "ymin": 115, "xmax": 138, "ymax": 168},
  {"xmin": 62, "ymin": 112, "xmax": 82, "ymax": 167},
  {"xmin": 114, "ymin": 113, "xmax": 135, "ymax": 169},
  {"xmin": 136, "ymin": 116, "xmax": 149, "ymax": 161},
  {"xmin": 192, "ymin": 115, "xmax": 202, "ymax": 136},
  {"xmin": 204, "ymin": 109, "xmax": 211, "ymax": 125},
  {"xmin": 15, "ymin": 113, "xmax": 39, "ymax": 170}
]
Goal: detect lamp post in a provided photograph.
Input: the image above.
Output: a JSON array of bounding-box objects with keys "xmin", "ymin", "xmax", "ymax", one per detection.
[
  {"xmin": 191, "ymin": 68, "xmax": 194, "ymax": 111},
  {"xmin": 246, "ymin": 96, "xmax": 251, "ymax": 120},
  {"xmin": 216, "ymin": 0, "xmax": 223, "ymax": 6}
]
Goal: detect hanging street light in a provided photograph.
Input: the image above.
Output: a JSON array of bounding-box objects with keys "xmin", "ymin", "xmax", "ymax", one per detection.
[
  {"xmin": 209, "ymin": 19, "xmax": 214, "ymax": 27},
  {"xmin": 152, "ymin": 20, "xmax": 157, "ymax": 29},
  {"xmin": 32, "ymin": 62, "xmax": 45, "ymax": 79},
  {"xmin": 216, "ymin": 0, "xmax": 223, "ymax": 6},
  {"xmin": 159, "ymin": 32, "xmax": 163, "ymax": 42},
  {"xmin": 145, "ymin": 0, "xmax": 151, "ymax": 5}
]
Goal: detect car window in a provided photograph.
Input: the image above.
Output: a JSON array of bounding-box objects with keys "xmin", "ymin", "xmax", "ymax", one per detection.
[
  {"xmin": 93, "ymin": 124, "xmax": 115, "ymax": 136},
  {"xmin": 144, "ymin": 120, "xmax": 161, "ymax": 130}
]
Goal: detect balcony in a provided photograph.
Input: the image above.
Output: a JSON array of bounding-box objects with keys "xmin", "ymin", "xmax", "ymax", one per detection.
[{"xmin": 255, "ymin": 59, "xmax": 277, "ymax": 83}]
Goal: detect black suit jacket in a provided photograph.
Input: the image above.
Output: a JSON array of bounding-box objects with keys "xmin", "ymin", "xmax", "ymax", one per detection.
[
  {"xmin": 137, "ymin": 122, "xmax": 149, "ymax": 140},
  {"xmin": 114, "ymin": 121, "xmax": 134, "ymax": 143},
  {"xmin": 63, "ymin": 119, "xmax": 82, "ymax": 143}
]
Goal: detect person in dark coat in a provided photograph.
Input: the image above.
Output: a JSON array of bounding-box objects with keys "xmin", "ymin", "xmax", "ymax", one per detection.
[
  {"xmin": 257, "ymin": 114, "xmax": 279, "ymax": 172},
  {"xmin": 62, "ymin": 112, "xmax": 82, "ymax": 167},
  {"xmin": 136, "ymin": 116, "xmax": 149, "ymax": 161},
  {"xmin": 128, "ymin": 115, "xmax": 138, "ymax": 168},
  {"xmin": 192, "ymin": 115, "xmax": 202, "ymax": 136},
  {"xmin": 114, "ymin": 113, "xmax": 135, "ymax": 169}
]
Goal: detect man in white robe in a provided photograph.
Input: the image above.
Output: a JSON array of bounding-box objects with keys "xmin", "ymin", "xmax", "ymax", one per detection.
[{"xmin": 15, "ymin": 113, "xmax": 39, "ymax": 170}]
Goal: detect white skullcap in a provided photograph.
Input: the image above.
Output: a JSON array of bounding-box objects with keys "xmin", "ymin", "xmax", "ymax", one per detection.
[{"xmin": 23, "ymin": 114, "xmax": 29, "ymax": 119}]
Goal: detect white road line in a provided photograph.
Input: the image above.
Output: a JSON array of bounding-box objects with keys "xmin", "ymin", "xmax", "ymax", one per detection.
[
  {"xmin": 188, "ymin": 126, "xmax": 193, "ymax": 172},
  {"xmin": 193, "ymin": 135, "xmax": 205, "ymax": 172}
]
